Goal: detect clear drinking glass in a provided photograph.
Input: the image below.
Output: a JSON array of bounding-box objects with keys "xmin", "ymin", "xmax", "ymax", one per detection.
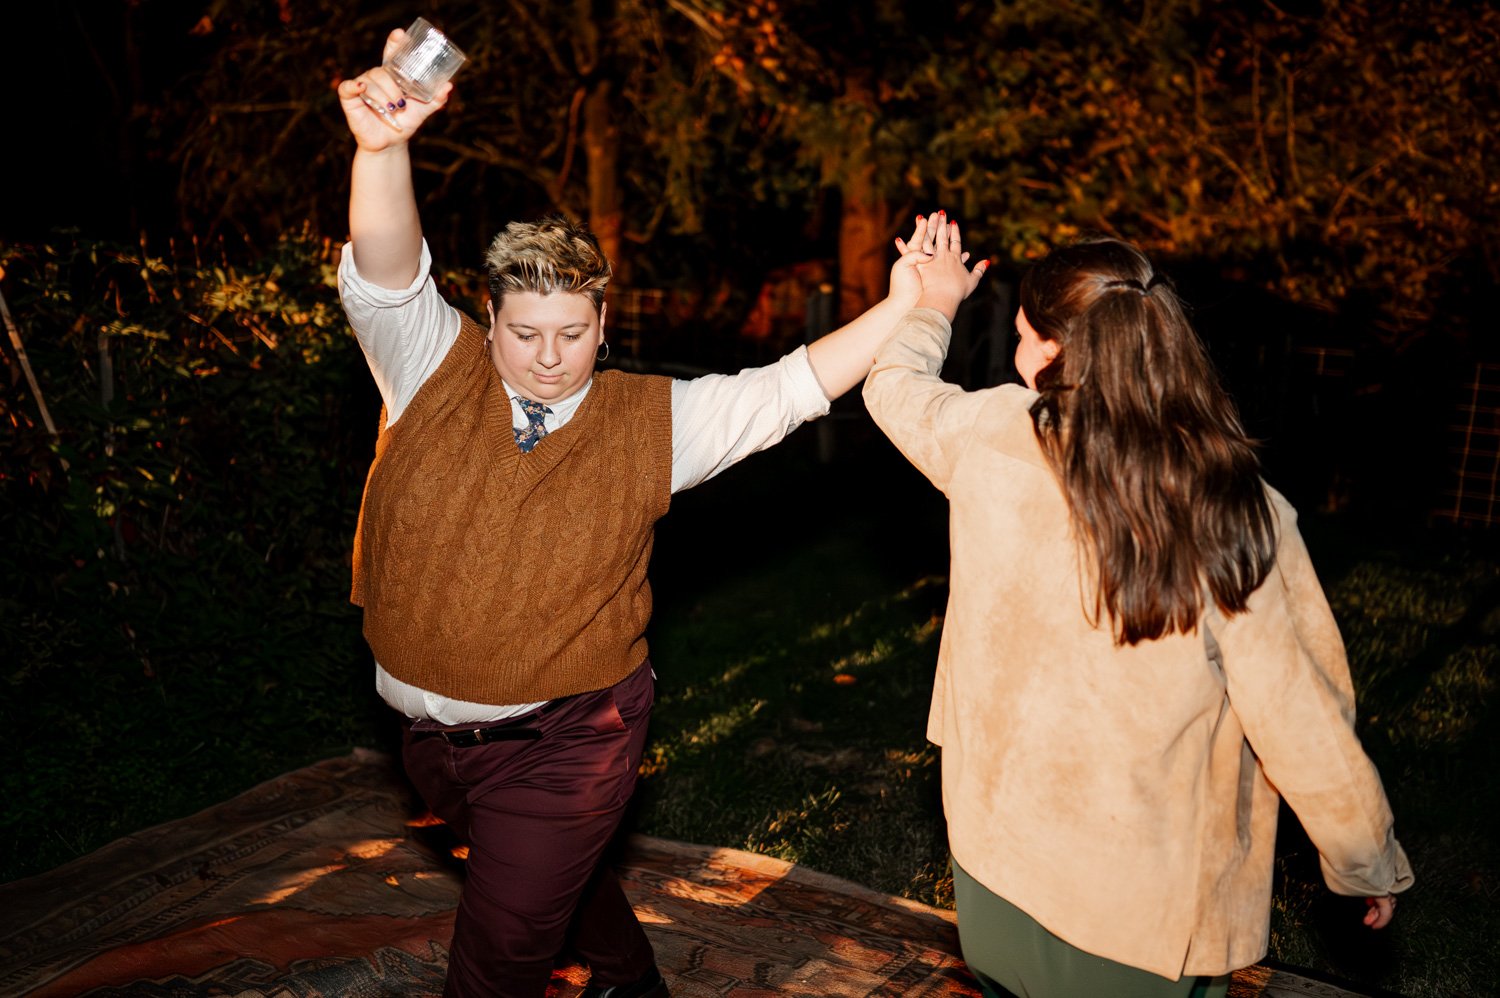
[{"xmin": 360, "ymin": 17, "xmax": 468, "ymax": 131}]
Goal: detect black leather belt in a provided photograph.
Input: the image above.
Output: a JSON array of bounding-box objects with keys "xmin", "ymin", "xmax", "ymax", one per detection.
[
  {"xmin": 417, "ymin": 693, "xmax": 577, "ymax": 747},
  {"xmin": 434, "ymin": 723, "xmax": 542, "ymax": 746}
]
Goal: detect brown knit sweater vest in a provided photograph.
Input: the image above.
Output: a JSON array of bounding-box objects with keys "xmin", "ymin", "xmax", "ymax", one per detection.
[{"xmin": 350, "ymin": 313, "xmax": 674, "ymax": 704}]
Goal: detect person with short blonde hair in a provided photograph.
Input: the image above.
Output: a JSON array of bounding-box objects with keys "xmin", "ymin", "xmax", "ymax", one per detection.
[
  {"xmin": 485, "ymin": 214, "xmax": 612, "ymax": 311},
  {"xmin": 334, "ymin": 25, "xmax": 985, "ymax": 998}
]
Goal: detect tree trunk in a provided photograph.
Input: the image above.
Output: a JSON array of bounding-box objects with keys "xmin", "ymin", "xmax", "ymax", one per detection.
[
  {"xmin": 834, "ymin": 78, "xmax": 889, "ymax": 322},
  {"xmin": 572, "ymin": 0, "xmax": 624, "ymax": 279},
  {"xmin": 583, "ymin": 79, "xmax": 626, "ymax": 280},
  {"xmin": 837, "ymin": 157, "xmax": 888, "ymax": 323}
]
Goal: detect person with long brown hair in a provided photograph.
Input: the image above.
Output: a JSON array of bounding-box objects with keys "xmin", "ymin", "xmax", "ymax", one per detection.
[{"xmin": 863, "ymin": 225, "xmax": 1412, "ymax": 998}]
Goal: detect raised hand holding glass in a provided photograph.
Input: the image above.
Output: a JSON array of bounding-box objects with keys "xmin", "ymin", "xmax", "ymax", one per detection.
[{"xmin": 359, "ymin": 18, "xmax": 467, "ymax": 131}]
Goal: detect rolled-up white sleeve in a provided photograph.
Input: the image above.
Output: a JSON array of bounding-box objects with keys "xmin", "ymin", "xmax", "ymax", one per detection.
[
  {"xmin": 338, "ymin": 239, "xmax": 462, "ymax": 426},
  {"xmin": 670, "ymin": 344, "xmax": 831, "ymax": 493}
]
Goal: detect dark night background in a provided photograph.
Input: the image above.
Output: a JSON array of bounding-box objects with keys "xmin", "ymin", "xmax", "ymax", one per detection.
[{"xmin": 2, "ymin": 3, "xmax": 1498, "ymax": 996}]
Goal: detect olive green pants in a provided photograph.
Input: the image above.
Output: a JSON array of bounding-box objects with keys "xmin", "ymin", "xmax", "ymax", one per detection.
[{"xmin": 952, "ymin": 861, "xmax": 1231, "ymax": 998}]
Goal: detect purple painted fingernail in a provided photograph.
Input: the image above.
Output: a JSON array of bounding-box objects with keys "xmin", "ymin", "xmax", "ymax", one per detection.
[
  {"xmin": 397, "ymin": 98, "xmax": 406, "ymax": 108},
  {"xmin": 386, "ymin": 102, "xmax": 397, "ymax": 111}
]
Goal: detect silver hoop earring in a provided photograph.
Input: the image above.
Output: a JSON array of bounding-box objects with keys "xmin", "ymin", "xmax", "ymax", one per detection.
[{"xmin": 597, "ymin": 341, "xmax": 610, "ymax": 362}]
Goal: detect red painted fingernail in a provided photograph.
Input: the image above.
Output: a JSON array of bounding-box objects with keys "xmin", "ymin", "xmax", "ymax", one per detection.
[{"xmin": 916, "ymin": 214, "xmax": 924, "ymax": 222}]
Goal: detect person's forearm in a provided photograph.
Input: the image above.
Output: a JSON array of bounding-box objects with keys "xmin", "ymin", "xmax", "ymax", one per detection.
[
  {"xmin": 806, "ymin": 291, "xmax": 921, "ymax": 400},
  {"xmin": 349, "ymin": 145, "xmax": 424, "ymax": 289}
]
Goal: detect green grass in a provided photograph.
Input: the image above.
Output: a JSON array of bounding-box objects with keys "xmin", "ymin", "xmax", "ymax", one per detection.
[
  {"xmin": 1268, "ymin": 520, "xmax": 1500, "ymax": 998},
  {"xmin": 0, "ymin": 599, "xmax": 390, "ymax": 881},
  {"xmin": 3, "ymin": 431, "xmax": 1496, "ymax": 996},
  {"xmin": 639, "ymin": 438, "xmax": 1500, "ymax": 998},
  {"xmin": 639, "ymin": 491, "xmax": 954, "ymax": 905}
]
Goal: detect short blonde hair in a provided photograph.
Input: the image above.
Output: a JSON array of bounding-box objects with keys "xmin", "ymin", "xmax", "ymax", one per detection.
[{"xmin": 485, "ymin": 214, "xmax": 611, "ymax": 312}]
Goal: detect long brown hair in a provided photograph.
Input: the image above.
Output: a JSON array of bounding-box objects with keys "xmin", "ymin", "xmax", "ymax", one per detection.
[{"xmin": 1021, "ymin": 238, "xmax": 1274, "ymax": 645}]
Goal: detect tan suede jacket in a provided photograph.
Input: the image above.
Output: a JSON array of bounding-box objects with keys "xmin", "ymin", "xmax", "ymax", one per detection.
[{"xmin": 863, "ymin": 308, "xmax": 1413, "ymax": 980}]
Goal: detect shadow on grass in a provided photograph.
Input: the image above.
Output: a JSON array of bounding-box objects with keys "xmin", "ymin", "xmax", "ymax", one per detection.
[{"xmin": 637, "ymin": 426, "xmax": 955, "ymax": 904}]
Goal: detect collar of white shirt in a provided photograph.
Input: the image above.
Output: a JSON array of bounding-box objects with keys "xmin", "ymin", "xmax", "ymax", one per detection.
[{"xmin": 502, "ymin": 377, "xmax": 593, "ymax": 433}]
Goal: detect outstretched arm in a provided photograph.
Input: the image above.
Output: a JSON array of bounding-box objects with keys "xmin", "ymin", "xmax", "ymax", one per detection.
[
  {"xmin": 336, "ymin": 28, "xmax": 454, "ymax": 290},
  {"xmin": 1214, "ymin": 501, "xmax": 1414, "ymax": 915},
  {"xmin": 667, "ymin": 213, "xmax": 989, "ymax": 493},
  {"xmin": 861, "ymin": 219, "xmax": 993, "ymax": 491},
  {"xmin": 805, "ymin": 212, "xmax": 989, "ymax": 400}
]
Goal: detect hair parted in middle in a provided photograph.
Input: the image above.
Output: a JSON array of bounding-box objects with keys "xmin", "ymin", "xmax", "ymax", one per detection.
[
  {"xmin": 1020, "ymin": 237, "xmax": 1275, "ymax": 646},
  {"xmin": 485, "ymin": 214, "xmax": 612, "ymax": 313}
]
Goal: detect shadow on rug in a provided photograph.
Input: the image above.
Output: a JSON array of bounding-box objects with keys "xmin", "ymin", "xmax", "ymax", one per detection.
[{"xmin": 0, "ymin": 751, "xmax": 1373, "ymax": 998}]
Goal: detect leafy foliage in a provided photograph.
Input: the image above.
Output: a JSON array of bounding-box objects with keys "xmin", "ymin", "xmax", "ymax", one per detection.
[
  {"xmin": 170, "ymin": 0, "xmax": 760, "ymax": 274},
  {"xmin": 905, "ymin": 0, "xmax": 1498, "ymax": 338},
  {"xmin": 0, "ymin": 231, "xmax": 389, "ymax": 876},
  {"xmin": 90, "ymin": 0, "xmax": 1495, "ymax": 336}
]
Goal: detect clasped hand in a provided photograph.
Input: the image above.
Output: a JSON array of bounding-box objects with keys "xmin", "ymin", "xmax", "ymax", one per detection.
[{"xmin": 890, "ymin": 211, "xmax": 989, "ymax": 321}]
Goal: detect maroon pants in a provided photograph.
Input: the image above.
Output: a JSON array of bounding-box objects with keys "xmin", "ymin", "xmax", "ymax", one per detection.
[{"xmin": 401, "ymin": 661, "xmax": 658, "ymax": 998}]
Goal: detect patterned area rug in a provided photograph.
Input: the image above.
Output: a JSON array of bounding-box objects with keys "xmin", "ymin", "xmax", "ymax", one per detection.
[{"xmin": 0, "ymin": 751, "xmax": 1374, "ymax": 997}]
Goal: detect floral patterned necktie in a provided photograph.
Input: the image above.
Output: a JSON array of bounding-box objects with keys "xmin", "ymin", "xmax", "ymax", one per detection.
[{"xmin": 513, "ymin": 397, "xmax": 552, "ymax": 453}]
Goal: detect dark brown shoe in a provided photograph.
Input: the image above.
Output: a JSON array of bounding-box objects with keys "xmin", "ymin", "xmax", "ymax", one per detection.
[{"xmin": 579, "ymin": 964, "xmax": 669, "ymax": 998}]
